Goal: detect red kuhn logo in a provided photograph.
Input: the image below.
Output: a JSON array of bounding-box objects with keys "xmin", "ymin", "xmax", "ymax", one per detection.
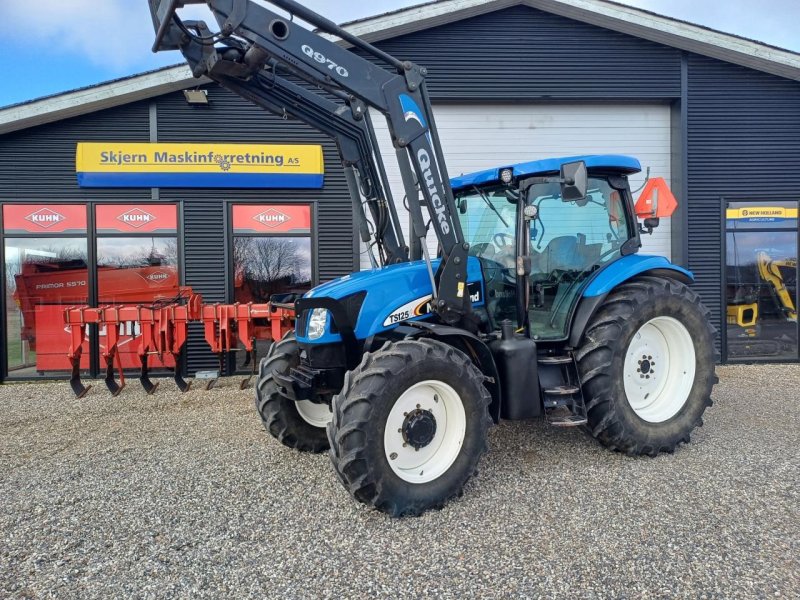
[
  {"xmin": 118, "ymin": 208, "xmax": 156, "ymax": 228},
  {"xmin": 146, "ymin": 271, "xmax": 170, "ymax": 282},
  {"xmin": 253, "ymin": 208, "xmax": 290, "ymax": 228},
  {"xmin": 25, "ymin": 208, "xmax": 66, "ymax": 229}
]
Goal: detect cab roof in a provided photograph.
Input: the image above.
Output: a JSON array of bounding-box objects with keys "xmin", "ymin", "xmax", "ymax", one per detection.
[{"xmin": 450, "ymin": 154, "xmax": 642, "ymax": 192}]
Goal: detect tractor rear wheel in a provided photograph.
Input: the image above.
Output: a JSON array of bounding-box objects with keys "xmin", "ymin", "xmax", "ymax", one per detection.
[
  {"xmin": 575, "ymin": 276, "xmax": 717, "ymax": 456},
  {"xmin": 328, "ymin": 339, "xmax": 491, "ymax": 517},
  {"xmin": 255, "ymin": 334, "xmax": 331, "ymax": 453}
]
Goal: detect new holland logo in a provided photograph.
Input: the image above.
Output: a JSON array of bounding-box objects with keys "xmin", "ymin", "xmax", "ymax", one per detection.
[
  {"xmin": 253, "ymin": 208, "xmax": 290, "ymax": 228},
  {"xmin": 25, "ymin": 208, "xmax": 66, "ymax": 229},
  {"xmin": 118, "ymin": 208, "xmax": 156, "ymax": 228}
]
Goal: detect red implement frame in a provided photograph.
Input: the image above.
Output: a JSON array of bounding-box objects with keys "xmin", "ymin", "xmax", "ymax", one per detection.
[{"xmin": 64, "ymin": 289, "xmax": 295, "ymax": 398}]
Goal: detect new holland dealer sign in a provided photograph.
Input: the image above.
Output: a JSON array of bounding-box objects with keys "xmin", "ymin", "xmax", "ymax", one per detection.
[{"xmin": 76, "ymin": 142, "xmax": 324, "ymax": 188}]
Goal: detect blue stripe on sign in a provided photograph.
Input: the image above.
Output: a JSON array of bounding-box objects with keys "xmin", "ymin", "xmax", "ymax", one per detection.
[{"xmin": 77, "ymin": 172, "xmax": 325, "ymax": 189}]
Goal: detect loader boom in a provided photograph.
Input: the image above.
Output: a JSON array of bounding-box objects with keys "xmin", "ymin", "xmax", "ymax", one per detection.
[{"xmin": 148, "ymin": 0, "xmax": 472, "ymax": 324}]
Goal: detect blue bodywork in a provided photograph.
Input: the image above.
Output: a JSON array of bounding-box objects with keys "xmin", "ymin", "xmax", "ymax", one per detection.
[
  {"xmin": 297, "ymin": 257, "xmax": 485, "ymax": 344},
  {"xmin": 583, "ymin": 255, "xmax": 693, "ymax": 297},
  {"xmin": 297, "ymin": 154, "xmax": 690, "ymax": 345},
  {"xmin": 450, "ymin": 155, "xmax": 642, "ymax": 192}
]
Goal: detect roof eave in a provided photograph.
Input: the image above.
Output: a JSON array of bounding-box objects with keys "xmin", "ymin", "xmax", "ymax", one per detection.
[{"xmin": 0, "ymin": 66, "xmax": 206, "ymax": 135}]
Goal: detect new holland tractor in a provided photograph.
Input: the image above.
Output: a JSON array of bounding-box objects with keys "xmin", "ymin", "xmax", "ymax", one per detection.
[{"xmin": 149, "ymin": 0, "xmax": 717, "ymax": 516}]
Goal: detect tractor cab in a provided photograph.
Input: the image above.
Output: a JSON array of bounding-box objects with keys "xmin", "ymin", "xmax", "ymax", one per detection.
[{"xmin": 452, "ymin": 155, "xmax": 643, "ymax": 341}]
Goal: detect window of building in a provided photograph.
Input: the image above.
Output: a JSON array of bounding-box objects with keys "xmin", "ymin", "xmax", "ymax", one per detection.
[
  {"xmin": 94, "ymin": 204, "xmax": 180, "ymax": 370},
  {"xmin": 2, "ymin": 205, "xmax": 89, "ymax": 377},
  {"xmin": 725, "ymin": 201, "xmax": 798, "ymax": 361},
  {"xmin": 231, "ymin": 204, "xmax": 313, "ymax": 370}
]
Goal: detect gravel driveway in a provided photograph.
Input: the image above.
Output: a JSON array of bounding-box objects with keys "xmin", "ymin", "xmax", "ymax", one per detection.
[{"xmin": 1, "ymin": 364, "xmax": 798, "ymax": 598}]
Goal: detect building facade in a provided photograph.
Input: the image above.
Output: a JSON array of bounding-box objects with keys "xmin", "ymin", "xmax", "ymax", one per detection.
[{"xmin": 1, "ymin": 0, "xmax": 799, "ymax": 383}]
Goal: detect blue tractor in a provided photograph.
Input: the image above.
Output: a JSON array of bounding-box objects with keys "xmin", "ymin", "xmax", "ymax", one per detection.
[{"xmin": 150, "ymin": 0, "xmax": 717, "ymax": 517}]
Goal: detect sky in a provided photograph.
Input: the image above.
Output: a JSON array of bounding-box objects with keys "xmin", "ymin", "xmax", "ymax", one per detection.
[{"xmin": 0, "ymin": 0, "xmax": 797, "ymax": 108}]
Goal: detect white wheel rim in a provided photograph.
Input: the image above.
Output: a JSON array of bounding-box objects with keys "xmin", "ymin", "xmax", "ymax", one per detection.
[
  {"xmin": 623, "ymin": 316, "xmax": 696, "ymax": 423},
  {"xmin": 296, "ymin": 400, "xmax": 331, "ymax": 428},
  {"xmin": 383, "ymin": 380, "xmax": 466, "ymax": 484}
]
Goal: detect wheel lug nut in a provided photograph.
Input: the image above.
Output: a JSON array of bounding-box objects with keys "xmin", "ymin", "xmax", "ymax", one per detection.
[
  {"xmin": 389, "ymin": 452, "xmax": 398, "ymax": 460},
  {"xmin": 416, "ymin": 404, "xmax": 421, "ymax": 409}
]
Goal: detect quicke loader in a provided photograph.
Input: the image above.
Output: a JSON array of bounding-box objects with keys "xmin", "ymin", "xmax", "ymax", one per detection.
[{"xmin": 149, "ymin": 0, "xmax": 717, "ymax": 517}]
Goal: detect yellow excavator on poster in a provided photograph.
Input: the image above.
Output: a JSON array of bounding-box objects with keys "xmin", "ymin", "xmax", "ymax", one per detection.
[
  {"xmin": 757, "ymin": 251, "xmax": 797, "ymax": 321},
  {"xmin": 727, "ymin": 251, "xmax": 797, "ymax": 332}
]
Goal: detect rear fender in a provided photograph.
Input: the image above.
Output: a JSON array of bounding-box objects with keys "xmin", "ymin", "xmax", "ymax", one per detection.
[
  {"xmin": 569, "ymin": 264, "xmax": 695, "ymax": 348},
  {"xmin": 398, "ymin": 322, "xmax": 502, "ymax": 423}
]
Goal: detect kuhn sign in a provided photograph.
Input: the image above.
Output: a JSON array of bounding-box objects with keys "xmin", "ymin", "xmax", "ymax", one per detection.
[
  {"xmin": 117, "ymin": 208, "xmax": 156, "ymax": 229},
  {"xmin": 25, "ymin": 208, "xmax": 66, "ymax": 229},
  {"xmin": 253, "ymin": 208, "xmax": 290, "ymax": 228}
]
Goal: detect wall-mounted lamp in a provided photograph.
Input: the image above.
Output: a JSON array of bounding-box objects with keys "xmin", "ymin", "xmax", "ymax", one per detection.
[{"xmin": 183, "ymin": 89, "xmax": 209, "ymax": 105}]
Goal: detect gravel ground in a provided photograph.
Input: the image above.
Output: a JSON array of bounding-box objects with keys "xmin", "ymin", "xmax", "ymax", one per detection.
[{"xmin": 1, "ymin": 365, "xmax": 798, "ymax": 599}]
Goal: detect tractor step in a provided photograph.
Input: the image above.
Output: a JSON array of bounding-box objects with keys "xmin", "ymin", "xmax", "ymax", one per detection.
[
  {"xmin": 543, "ymin": 385, "xmax": 580, "ymax": 396},
  {"xmin": 538, "ymin": 355, "xmax": 573, "ymax": 365},
  {"xmin": 548, "ymin": 414, "xmax": 588, "ymax": 427}
]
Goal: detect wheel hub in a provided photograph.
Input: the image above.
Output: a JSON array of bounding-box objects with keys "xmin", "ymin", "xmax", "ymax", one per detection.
[{"xmin": 402, "ymin": 408, "xmax": 437, "ymax": 450}]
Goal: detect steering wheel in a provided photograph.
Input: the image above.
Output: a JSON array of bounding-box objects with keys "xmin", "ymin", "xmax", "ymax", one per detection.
[{"xmin": 493, "ymin": 232, "xmax": 513, "ymax": 248}]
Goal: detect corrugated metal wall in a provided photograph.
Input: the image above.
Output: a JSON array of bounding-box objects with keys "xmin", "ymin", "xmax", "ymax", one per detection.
[
  {"xmin": 686, "ymin": 55, "xmax": 800, "ymax": 337},
  {"xmin": 0, "ymin": 102, "xmax": 151, "ymax": 201},
  {"xmin": 365, "ymin": 5, "xmax": 682, "ymax": 100}
]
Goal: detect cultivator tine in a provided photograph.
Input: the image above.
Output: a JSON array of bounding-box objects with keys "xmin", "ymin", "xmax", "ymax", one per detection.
[
  {"xmin": 139, "ymin": 354, "xmax": 159, "ymax": 395},
  {"xmin": 104, "ymin": 359, "xmax": 124, "ymax": 397},
  {"xmin": 174, "ymin": 371, "xmax": 191, "ymax": 392},
  {"xmin": 103, "ymin": 349, "xmax": 125, "ymax": 397},
  {"xmin": 239, "ymin": 348, "xmax": 257, "ymax": 390},
  {"xmin": 174, "ymin": 351, "xmax": 191, "ymax": 392},
  {"xmin": 69, "ymin": 357, "xmax": 91, "ymax": 399}
]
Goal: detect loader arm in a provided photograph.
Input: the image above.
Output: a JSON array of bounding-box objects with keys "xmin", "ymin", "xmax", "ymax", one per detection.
[{"xmin": 148, "ymin": 0, "xmax": 472, "ymax": 325}]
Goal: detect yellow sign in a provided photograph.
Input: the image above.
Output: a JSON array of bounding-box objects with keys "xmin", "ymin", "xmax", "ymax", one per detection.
[
  {"xmin": 76, "ymin": 142, "xmax": 324, "ymax": 188},
  {"xmin": 726, "ymin": 206, "xmax": 798, "ymax": 221}
]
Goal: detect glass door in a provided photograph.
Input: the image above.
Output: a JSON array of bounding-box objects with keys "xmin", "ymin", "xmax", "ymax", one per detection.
[{"xmin": 724, "ymin": 201, "xmax": 798, "ymax": 361}]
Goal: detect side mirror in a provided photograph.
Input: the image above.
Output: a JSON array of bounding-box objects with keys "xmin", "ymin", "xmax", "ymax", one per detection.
[
  {"xmin": 640, "ymin": 217, "xmax": 660, "ymax": 235},
  {"xmin": 560, "ymin": 161, "xmax": 588, "ymax": 202}
]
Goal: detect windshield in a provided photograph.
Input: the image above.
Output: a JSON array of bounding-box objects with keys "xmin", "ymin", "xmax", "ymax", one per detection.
[{"xmin": 456, "ymin": 185, "xmax": 519, "ymax": 327}]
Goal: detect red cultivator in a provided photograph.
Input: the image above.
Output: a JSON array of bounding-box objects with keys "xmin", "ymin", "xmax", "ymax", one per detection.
[{"xmin": 64, "ymin": 290, "xmax": 295, "ymax": 398}]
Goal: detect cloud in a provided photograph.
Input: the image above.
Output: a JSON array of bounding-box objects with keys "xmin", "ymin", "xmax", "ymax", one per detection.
[
  {"xmin": 0, "ymin": 0, "xmax": 221, "ymax": 70},
  {"xmin": 0, "ymin": 0, "xmax": 419, "ymax": 71}
]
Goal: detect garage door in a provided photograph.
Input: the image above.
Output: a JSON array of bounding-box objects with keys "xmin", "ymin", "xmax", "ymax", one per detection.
[{"xmin": 367, "ymin": 103, "xmax": 671, "ymax": 269}]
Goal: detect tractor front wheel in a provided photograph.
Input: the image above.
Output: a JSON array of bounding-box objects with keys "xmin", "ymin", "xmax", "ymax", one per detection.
[
  {"xmin": 575, "ymin": 276, "xmax": 717, "ymax": 456},
  {"xmin": 255, "ymin": 334, "xmax": 331, "ymax": 453},
  {"xmin": 328, "ymin": 339, "xmax": 491, "ymax": 517}
]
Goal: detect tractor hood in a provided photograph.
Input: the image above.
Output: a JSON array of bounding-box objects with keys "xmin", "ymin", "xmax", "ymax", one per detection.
[{"xmin": 297, "ymin": 257, "xmax": 485, "ymax": 344}]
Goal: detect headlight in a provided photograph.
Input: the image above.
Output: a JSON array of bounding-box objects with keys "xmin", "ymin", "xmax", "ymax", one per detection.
[{"xmin": 307, "ymin": 308, "xmax": 328, "ymax": 340}]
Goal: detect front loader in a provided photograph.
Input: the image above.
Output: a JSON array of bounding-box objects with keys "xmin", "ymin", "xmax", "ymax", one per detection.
[{"xmin": 148, "ymin": 0, "xmax": 718, "ymax": 517}]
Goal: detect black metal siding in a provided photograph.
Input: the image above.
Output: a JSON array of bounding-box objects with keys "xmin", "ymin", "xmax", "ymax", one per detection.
[
  {"xmin": 365, "ymin": 5, "xmax": 682, "ymax": 100},
  {"xmin": 0, "ymin": 102, "xmax": 151, "ymax": 200},
  {"xmin": 155, "ymin": 86, "xmax": 352, "ymax": 371},
  {"xmin": 686, "ymin": 55, "xmax": 800, "ymax": 337}
]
